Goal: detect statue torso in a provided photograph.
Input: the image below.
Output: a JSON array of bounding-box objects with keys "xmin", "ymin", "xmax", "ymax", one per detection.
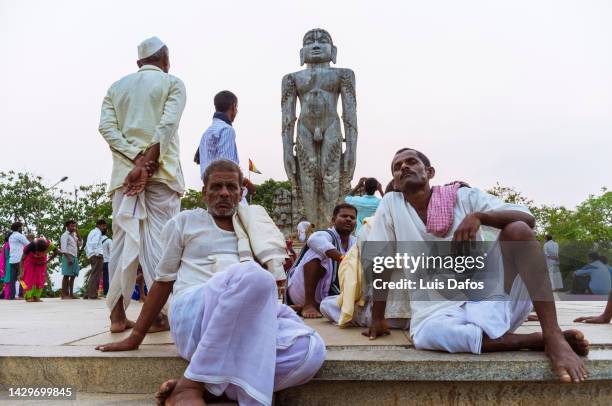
[{"xmin": 290, "ymin": 67, "xmax": 347, "ymax": 131}]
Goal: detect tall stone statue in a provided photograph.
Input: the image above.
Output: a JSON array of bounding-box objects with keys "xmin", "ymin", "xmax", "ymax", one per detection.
[{"xmin": 281, "ymin": 28, "xmax": 357, "ymax": 229}]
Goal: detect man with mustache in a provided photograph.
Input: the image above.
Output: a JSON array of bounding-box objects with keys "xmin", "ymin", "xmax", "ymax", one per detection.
[
  {"xmin": 96, "ymin": 160, "xmax": 325, "ymax": 406},
  {"xmin": 287, "ymin": 203, "xmax": 358, "ymax": 318},
  {"xmin": 365, "ymin": 148, "xmax": 589, "ymax": 383}
]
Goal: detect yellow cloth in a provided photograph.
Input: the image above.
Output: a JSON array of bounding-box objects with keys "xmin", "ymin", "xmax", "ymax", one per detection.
[
  {"xmin": 336, "ymin": 243, "xmax": 365, "ymax": 327},
  {"xmin": 98, "ymin": 65, "xmax": 186, "ymax": 193},
  {"xmin": 335, "ymin": 216, "xmax": 378, "ymax": 326}
]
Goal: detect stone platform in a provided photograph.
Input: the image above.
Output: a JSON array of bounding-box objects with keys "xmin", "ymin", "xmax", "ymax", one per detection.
[{"xmin": 1, "ymin": 299, "xmax": 611, "ymax": 405}]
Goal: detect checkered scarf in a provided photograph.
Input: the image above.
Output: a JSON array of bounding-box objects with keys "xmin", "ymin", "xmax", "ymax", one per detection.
[{"xmin": 426, "ymin": 183, "xmax": 461, "ymax": 237}]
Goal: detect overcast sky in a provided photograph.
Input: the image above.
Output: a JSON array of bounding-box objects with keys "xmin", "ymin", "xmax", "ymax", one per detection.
[{"xmin": 1, "ymin": 0, "xmax": 610, "ymax": 208}]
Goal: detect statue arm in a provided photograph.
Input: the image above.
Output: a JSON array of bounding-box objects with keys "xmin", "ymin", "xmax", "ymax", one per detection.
[
  {"xmin": 340, "ymin": 69, "xmax": 357, "ymax": 179},
  {"xmin": 281, "ymin": 74, "xmax": 298, "ymax": 182}
]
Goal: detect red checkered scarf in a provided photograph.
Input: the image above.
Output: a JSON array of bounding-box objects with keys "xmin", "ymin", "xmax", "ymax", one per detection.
[{"xmin": 426, "ymin": 183, "xmax": 461, "ymax": 237}]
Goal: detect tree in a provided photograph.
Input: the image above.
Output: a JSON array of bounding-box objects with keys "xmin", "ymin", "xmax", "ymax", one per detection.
[
  {"xmin": 180, "ymin": 188, "xmax": 205, "ymax": 210},
  {"xmin": 487, "ymin": 182, "xmax": 611, "ymax": 286},
  {"xmin": 250, "ymin": 179, "xmax": 292, "ymax": 214}
]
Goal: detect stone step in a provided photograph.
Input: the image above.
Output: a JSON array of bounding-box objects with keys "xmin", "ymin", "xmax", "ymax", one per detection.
[
  {"xmin": 0, "ymin": 392, "xmax": 236, "ymax": 406},
  {"xmin": 3, "ymin": 299, "xmax": 612, "ymax": 405},
  {"xmin": 2, "ymin": 345, "xmax": 612, "ymax": 405}
]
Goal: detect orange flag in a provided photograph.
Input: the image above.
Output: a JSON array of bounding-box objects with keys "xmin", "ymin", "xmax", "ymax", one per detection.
[{"xmin": 248, "ymin": 159, "xmax": 262, "ymax": 174}]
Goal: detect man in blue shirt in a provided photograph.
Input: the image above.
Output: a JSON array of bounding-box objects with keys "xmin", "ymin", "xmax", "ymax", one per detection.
[
  {"xmin": 575, "ymin": 255, "xmax": 612, "ymax": 324},
  {"xmin": 574, "ymin": 252, "xmax": 611, "ymax": 295},
  {"xmin": 344, "ymin": 177, "xmax": 383, "ymax": 234},
  {"xmin": 197, "ymin": 90, "xmax": 255, "ymax": 195}
]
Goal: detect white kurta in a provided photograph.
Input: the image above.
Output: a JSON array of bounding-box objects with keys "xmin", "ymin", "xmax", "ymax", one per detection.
[
  {"xmin": 98, "ymin": 64, "xmax": 186, "ymax": 194},
  {"xmin": 367, "ymin": 188, "xmax": 533, "ymax": 353},
  {"xmin": 543, "ymin": 240, "xmax": 563, "ymax": 289},
  {"xmin": 155, "ymin": 209, "xmax": 326, "ymax": 406},
  {"xmin": 296, "ymin": 221, "xmax": 311, "ymax": 243}
]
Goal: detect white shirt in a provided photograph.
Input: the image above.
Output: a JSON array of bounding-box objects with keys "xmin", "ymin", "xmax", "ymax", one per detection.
[
  {"xmin": 60, "ymin": 230, "xmax": 79, "ymax": 257},
  {"xmin": 8, "ymin": 232, "xmax": 30, "ymax": 264},
  {"xmin": 368, "ymin": 187, "xmax": 532, "ymax": 336},
  {"xmin": 101, "ymin": 237, "xmax": 113, "ymax": 263},
  {"xmin": 86, "ymin": 228, "xmax": 104, "ymax": 258},
  {"xmin": 99, "ymin": 65, "xmax": 186, "ymax": 194},
  {"xmin": 297, "ymin": 221, "xmax": 311, "ymax": 242},
  {"xmin": 155, "ymin": 209, "xmax": 240, "ymax": 296},
  {"xmin": 543, "ymin": 240, "xmax": 559, "ymax": 266}
]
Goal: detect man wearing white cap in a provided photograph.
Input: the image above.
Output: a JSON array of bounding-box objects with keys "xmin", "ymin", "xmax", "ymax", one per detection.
[{"xmin": 98, "ymin": 36, "xmax": 186, "ymax": 333}]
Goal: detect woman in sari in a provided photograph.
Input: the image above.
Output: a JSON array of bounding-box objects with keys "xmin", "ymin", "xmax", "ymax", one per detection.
[{"xmin": 19, "ymin": 238, "xmax": 51, "ymax": 302}]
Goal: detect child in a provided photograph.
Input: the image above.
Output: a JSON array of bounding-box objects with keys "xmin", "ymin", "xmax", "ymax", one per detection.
[{"xmin": 19, "ymin": 238, "xmax": 51, "ymax": 302}]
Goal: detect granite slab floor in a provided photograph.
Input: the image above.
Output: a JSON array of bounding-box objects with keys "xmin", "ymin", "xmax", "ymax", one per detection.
[{"xmin": 0, "ymin": 296, "xmax": 610, "ymax": 355}]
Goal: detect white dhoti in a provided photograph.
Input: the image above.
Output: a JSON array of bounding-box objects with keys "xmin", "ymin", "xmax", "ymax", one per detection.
[
  {"xmin": 170, "ymin": 261, "xmax": 325, "ymax": 406},
  {"xmin": 412, "ymin": 275, "xmax": 533, "ymax": 354},
  {"xmin": 107, "ymin": 182, "xmax": 180, "ymax": 311},
  {"xmin": 320, "ymin": 295, "xmax": 410, "ymax": 329},
  {"xmin": 547, "ymin": 263, "xmax": 564, "ymax": 290}
]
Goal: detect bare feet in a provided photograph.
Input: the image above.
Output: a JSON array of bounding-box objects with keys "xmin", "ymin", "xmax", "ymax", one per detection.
[
  {"xmin": 156, "ymin": 377, "xmax": 206, "ymax": 406},
  {"xmin": 289, "ymin": 304, "xmax": 303, "ymax": 313},
  {"xmin": 544, "ymin": 330, "xmax": 589, "ymax": 383},
  {"xmin": 155, "ymin": 379, "xmax": 177, "ymax": 406},
  {"xmin": 562, "ymin": 329, "xmax": 589, "ymax": 357},
  {"xmin": 301, "ymin": 304, "xmax": 322, "ymax": 319},
  {"xmin": 148, "ymin": 314, "xmax": 170, "ymax": 333},
  {"xmin": 527, "ymin": 314, "xmax": 539, "ymax": 322},
  {"xmin": 110, "ymin": 318, "xmax": 136, "ymax": 333}
]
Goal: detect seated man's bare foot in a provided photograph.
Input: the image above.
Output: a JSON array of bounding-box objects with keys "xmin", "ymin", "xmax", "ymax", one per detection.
[
  {"xmin": 110, "ymin": 318, "xmax": 135, "ymax": 333},
  {"xmin": 527, "ymin": 314, "xmax": 539, "ymax": 322},
  {"xmin": 159, "ymin": 377, "xmax": 206, "ymax": 406},
  {"xmin": 301, "ymin": 304, "xmax": 322, "ymax": 319},
  {"xmin": 563, "ymin": 329, "xmax": 590, "ymax": 357},
  {"xmin": 148, "ymin": 314, "xmax": 170, "ymax": 333},
  {"xmin": 544, "ymin": 331, "xmax": 588, "ymax": 383},
  {"xmin": 155, "ymin": 379, "xmax": 178, "ymax": 406},
  {"xmin": 289, "ymin": 304, "xmax": 303, "ymax": 313}
]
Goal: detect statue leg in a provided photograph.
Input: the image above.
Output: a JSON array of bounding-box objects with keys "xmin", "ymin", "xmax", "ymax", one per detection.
[
  {"xmin": 296, "ymin": 124, "xmax": 318, "ymax": 224},
  {"xmin": 320, "ymin": 119, "xmax": 343, "ymax": 223}
]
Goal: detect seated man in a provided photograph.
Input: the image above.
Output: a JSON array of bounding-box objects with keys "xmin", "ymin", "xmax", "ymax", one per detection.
[
  {"xmin": 320, "ymin": 216, "xmax": 410, "ymax": 333},
  {"xmin": 365, "ymin": 148, "xmax": 589, "ymax": 383},
  {"xmin": 574, "ymin": 253, "xmax": 611, "ymax": 295},
  {"xmin": 287, "ymin": 204, "xmax": 357, "ymax": 318},
  {"xmin": 96, "ymin": 160, "xmax": 325, "ymax": 406}
]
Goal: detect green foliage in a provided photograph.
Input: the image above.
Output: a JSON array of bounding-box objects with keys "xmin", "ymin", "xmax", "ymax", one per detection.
[
  {"xmin": 487, "ymin": 183, "xmax": 611, "ymax": 286},
  {"xmin": 180, "ymin": 188, "xmax": 206, "ymax": 210},
  {"xmin": 250, "ymin": 179, "xmax": 292, "ymax": 214}
]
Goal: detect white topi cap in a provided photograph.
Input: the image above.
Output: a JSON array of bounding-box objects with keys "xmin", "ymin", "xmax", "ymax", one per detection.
[{"xmin": 137, "ymin": 36, "xmax": 166, "ymax": 60}]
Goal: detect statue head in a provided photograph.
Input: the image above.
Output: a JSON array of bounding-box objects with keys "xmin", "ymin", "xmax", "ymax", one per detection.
[{"xmin": 300, "ymin": 28, "xmax": 337, "ymax": 66}]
